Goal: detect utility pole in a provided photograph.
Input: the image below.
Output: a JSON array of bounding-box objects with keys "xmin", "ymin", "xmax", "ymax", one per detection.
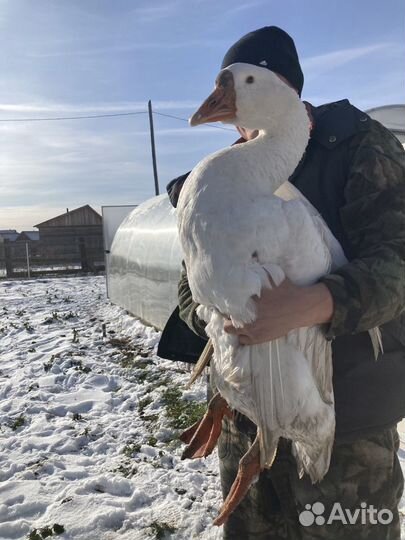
[
  {"xmin": 148, "ymin": 100, "xmax": 160, "ymax": 196},
  {"xmin": 25, "ymin": 242, "xmax": 31, "ymax": 279}
]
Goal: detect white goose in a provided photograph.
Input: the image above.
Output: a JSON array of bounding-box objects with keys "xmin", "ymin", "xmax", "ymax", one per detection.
[{"xmin": 177, "ymin": 63, "xmax": 345, "ymax": 525}]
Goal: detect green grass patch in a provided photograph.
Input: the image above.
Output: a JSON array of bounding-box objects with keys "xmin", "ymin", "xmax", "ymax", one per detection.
[
  {"xmin": 120, "ymin": 354, "xmax": 136, "ymax": 368},
  {"xmin": 109, "ymin": 336, "xmax": 131, "ymax": 349},
  {"xmin": 150, "ymin": 521, "xmax": 176, "ymax": 539},
  {"xmin": 121, "ymin": 354, "xmax": 154, "ymax": 369},
  {"xmin": 24, "ymin": 321, "xmax": 34, "ymax": 333},
  {"xmin": 28, "ymin": 524, "xmax": 65, "ymax": 540},
  {"xmin": 122, "ymin": 442, "xmax": 142, "ymax": 457},
  {"xmin": 112, "ymin": 463, "xmax": 138, "ymax": 478},
  {"xmin": 162, "ymin": 387, "xmax": 206, "ymax": 430},
  {"xmin": 63, "ymin": 311, "xmax": 77, "ymax": 320},
  {"xmin": 138, "ymin": 396, "xmax": 153, "ymax": 416},
  {"xmin": 147, "ymin": 436, "xmax": 157, "ymax": 447},
  {"xmin": 10, "ymin": 414, "xmax": 25, "ymax": 431},
  {"xmin": 70, "ymin": 359, "xmax": 91, "ymax": 373},
  {"xmin": 135, "ymin": 358, "xmax": 153, "ymax": 369},
  {"xmin": 143, "ymin": 414, "xmax": 159, "ymax": 424}
]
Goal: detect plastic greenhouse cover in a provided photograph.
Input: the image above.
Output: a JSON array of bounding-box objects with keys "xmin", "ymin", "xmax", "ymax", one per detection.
[
  {"xmin": 366, "ymin": 105, "xmax": 405, "ymax": 144},
  {"xmin": 102, "ymin": 205, "xmax": 138, "ymax": 254},
  {"xmin": 102, "ymin": 205, "xmax": 137, "ymax": 297},
  {"xmin": 108, "ymin": 194, "xmax": 183, "ymax": 330}
]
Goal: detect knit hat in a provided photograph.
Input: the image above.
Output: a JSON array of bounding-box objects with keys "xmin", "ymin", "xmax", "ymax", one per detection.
[{"xmin": 221, "ymin": 26, "xmax": 304, "ymax": 96}]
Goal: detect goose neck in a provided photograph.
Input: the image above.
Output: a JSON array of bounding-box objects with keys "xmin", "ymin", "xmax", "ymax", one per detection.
[{"xmin": 242, "ymin": 111, "xmax": 310, "ymax": 192}]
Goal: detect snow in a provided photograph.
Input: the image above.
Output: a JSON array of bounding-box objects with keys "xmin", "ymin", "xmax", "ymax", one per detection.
[
  {"xmin": 0, "ymin": 275, "xmax": 404, "ymax": 539},
  {"xmin": 0, "ymin": 276, "xmax": 222, "ymax": 540}
]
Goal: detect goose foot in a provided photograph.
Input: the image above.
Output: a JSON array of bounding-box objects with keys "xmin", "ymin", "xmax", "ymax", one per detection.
[
  {"xmin": 181, "ymin": 392, "xmax": 231, "ymax": 460},
  {"xmin": 179, "ymin": 418, "xmax": 202, "ymax": 444},
  {"xmin": 214, "ymin": 435, "xmax": 261, "ymax": 526}
]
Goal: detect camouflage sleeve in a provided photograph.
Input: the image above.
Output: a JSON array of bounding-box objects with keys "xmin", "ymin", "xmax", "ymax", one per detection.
[
  {"xmin": 321, "ymin": 121, "xmax": 405, "ymax": 337},
  {"xmin": 178, "ymin": 262, "xmax": 207, "ymax": 339}
]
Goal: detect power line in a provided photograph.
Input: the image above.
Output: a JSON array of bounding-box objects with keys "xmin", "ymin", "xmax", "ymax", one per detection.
[
  {"xmin": 153, "ymin": 111, "xmax": 234, "ymax": 131},
  {"xmin": 0, "ymin": 111, "xmax": 148, "ymax": 122},
  {"xmin": 0, "ymin": 108, "xmax": 235, "ymax": 131}
]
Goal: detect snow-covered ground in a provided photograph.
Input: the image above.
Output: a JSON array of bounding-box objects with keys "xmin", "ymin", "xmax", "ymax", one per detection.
[
  {"xmin": 0, "ymin": 276, "xmax": 404, "ymax": 540},
  {"xmin": 0, "ymin": 276, "xmax": 221, "ymax": 540}
]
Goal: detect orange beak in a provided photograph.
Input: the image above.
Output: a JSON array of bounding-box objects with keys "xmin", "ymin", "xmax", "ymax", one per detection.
[{"xmin": 189, "ymin": 70, "xmax": 237, "ymax": 127}]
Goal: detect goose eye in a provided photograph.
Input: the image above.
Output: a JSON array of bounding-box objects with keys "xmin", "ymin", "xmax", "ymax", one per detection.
[{"xmin": 246, "ymin": 76, "xmax": 254, "ymax": 84}]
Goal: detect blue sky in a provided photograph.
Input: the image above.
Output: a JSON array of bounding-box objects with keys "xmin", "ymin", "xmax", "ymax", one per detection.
[{"xmin": 1, "ymin": 0, "xmax": 404, "ymax": 230}]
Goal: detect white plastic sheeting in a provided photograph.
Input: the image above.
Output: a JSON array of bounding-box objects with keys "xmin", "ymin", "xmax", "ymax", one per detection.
[
  {"xmin": 399, "ymin": 419, "xmax": 405, "ymax": 447},
  {"xmin": 367, "ymin": 105, "xmax": 405, "ymax": 144},
  {"xmin": 108, "ymin": 194, "xmax": 183, "ymax": 330},
  {"xmin": 102, "ymin": 205, "xmax": 137, "ymax": 297},
  {"xmin": 102, "ymin": 205, "xmax": 138, "ymax": 254}
]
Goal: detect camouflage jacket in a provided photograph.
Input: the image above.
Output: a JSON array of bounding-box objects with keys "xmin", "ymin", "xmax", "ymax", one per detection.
[{"xmin": 159, "ymin": 99, "xmax": 405, "ymax": 439}]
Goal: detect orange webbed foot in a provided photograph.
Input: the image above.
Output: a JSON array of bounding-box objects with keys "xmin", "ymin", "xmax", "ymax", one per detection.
[
  {"xmin": 181, "ymin": 392, "xmax": 231, "ymax": 460},
  {"xmin": 179, "ymin": 418, "xmax": 202, "ymax": 444},
  {"xmin": 214, "ymin": 435, "xmax": 262, "ymax": 526}
]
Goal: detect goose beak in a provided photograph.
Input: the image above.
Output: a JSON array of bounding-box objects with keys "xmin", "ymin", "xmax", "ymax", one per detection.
[{"xmin": 189, "ymin": 69, "xmax": 236, "ymax": 126}]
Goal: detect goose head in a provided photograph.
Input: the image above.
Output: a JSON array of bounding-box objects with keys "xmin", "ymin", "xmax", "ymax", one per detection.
[{"xmin": 190, "ymin": 62, "xmax": 303, "ymax": 133}]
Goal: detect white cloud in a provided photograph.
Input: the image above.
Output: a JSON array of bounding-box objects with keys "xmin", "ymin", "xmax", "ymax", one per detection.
[
  {"xmin": 26, "ymin": 39, "xmax": 227, "ymax": 58},
  {"xmin": 132, "ymin": 3, "xmax": 179, "ymax": 23},
  {"xmin": 302, "ymin": 42, "xmax": 405, "ymax": 109},
  {"xmin": 301, "ymin": 42, "xmax": 393, "ymax": 77},
  {"xmin": 227, "ymin": 0, "xmax": 268, "ymax": 14}
]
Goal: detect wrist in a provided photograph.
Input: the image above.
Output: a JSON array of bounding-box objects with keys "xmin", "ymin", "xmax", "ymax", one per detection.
[{"xmin": 297, "ymin": 283, "xmax": 334, "ymax": 328}]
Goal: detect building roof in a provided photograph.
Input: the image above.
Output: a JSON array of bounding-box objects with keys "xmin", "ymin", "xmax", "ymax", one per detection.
[
  {"xmin": 35, "ymin": 205, "xmax": 102, "ymax": 228},
  {"xmin": 0, "ymin": 230, "xmax": 19, "ymax": 242},
  {"xmin": 17, "ymin": 231, "xmax": 40, "ymax": 241}
]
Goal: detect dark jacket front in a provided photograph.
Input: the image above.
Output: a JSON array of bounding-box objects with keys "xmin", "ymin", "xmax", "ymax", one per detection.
[{"xmin": 158, "ymin": 99, "xmax": 405, "ymax": 441}]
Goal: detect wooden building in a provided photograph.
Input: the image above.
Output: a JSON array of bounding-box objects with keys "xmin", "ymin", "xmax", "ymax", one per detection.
[
  {"xmin": 0, "ymin": 230, "xmax": 39, "ymax": 270},
  {"xmin": 36, "ymin": 205, "xmax": 102, "ymax": 243},
  {"xmin": 0, "ymin": 206, "xmax": 104, "ymax": 277},
  {"xmin": 34, "ymin": 205, "xmax": 104, "ymax": 271}
]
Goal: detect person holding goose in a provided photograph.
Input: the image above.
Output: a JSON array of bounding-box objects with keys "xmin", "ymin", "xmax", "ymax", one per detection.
[{"xmin": 159, "ymin": 26, "xmax": 405, "ymax": 540}]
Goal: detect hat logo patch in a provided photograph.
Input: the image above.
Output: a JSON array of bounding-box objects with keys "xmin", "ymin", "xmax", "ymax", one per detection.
[{"xmin": 259, "ymin": 60, "xmax": 268, "ymax": 66}]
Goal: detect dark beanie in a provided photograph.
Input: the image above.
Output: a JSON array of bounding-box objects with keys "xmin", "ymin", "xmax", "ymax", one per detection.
[{"xmin": 221, "ymin": 26, "xmax": 304, "ymax": 96}]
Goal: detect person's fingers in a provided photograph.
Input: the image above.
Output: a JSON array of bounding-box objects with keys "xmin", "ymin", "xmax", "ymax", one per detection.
[
  {"xmin": 223, "ymin": 323, "xmax": 240, "ymax": 335},
  {"xmin": 224, "ymin": 321, "xmax": 255, "ymax": 339},
  {"xmin": 239, "ymin": 335, "xmax": 252, "ymax": 345},
  {"xmin": 263, "ymin": 269, "xmax": 276, "ymax": 288}
]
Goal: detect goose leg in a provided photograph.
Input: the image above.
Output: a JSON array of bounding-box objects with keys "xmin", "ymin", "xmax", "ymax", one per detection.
[
  {"xmin": 179, "ymin": 418, "xmax": 202, "ymax": 444},
  {"xmin": 186, "ymin": 339, "xmax": 214, "ymax": 388},
  {"xmin": 213, "ymin": 434, "xmax": 262, "ymax": 527},
  {"xmin": 181, "ymin": 392, "xmax": 231, "ymax": 460}
]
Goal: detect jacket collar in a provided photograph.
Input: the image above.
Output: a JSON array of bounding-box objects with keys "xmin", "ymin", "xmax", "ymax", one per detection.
[{"xmin": 306, "ymin": 99, "xmax": 369, "ymax": 149}]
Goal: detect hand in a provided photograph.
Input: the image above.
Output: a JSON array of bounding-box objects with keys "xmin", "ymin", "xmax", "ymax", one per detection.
[{"xmin": 223, "ymin": 278, "xmax": 334, "ymax": 345}]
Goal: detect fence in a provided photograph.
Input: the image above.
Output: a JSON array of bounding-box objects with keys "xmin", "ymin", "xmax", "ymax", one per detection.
[{"xmin": 0, "ymin": 238, "xmax": 105, "ymax": 279}]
